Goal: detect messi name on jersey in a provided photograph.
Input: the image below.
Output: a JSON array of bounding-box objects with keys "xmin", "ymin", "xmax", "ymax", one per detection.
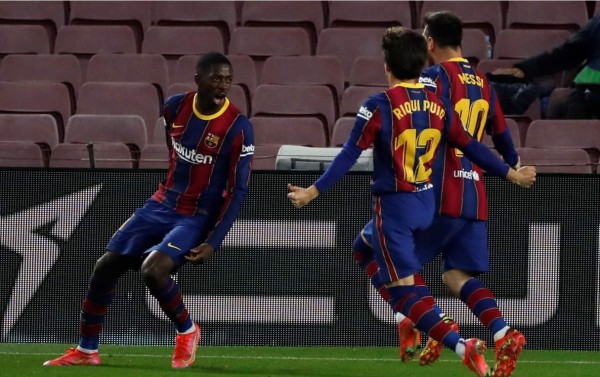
[{"xmin": 171, "ymin": 137, "xmax": 214, "ymax": 165}]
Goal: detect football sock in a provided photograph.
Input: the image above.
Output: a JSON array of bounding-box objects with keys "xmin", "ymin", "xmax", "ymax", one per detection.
[
  {"xmin": 460, "ymin": 278, "xmax": 508, "ymax": 336},
  {"xmin": 388, "ymin": 285, "xmax": 460, "ymax": 350},
  {"xmin": 148, "ymin": 277, "xmax": 193, "ymax": 333},
  {"xmin": 494, "ymin": 326, "xmax": 511, "ymax": 341},
  {"xmin": 413, "ymin": 273, "xmax": 445, "ymax": 318},
  {"xmin": 79, "ymin": 276, "xmax": 116, "ymax": 351},
  {"xmin": 352, "ymin": 235, "xmax": 391, "ymax": 302}
]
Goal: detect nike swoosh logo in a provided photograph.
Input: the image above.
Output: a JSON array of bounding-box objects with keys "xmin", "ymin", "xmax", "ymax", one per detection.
[
  {"xmin": 167, "ymin": 242, "xmax": 182, "ymax": 250},
  {"xmin": 172, "ymin": 124, "xmax": 184, "ymax": 128}
]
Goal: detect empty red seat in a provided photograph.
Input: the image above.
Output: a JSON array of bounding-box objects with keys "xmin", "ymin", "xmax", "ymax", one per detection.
[
  {"xmin": 481, "ymin": 118, "xmax": 521, "ymax": 149},
  {"xmin": 0, "ymin": 54, "xmax": 81, "ymax": 104},
  {"xmin": 86, "ymin": 53, "xmax": 169, "ymax": 104},
  {"xmin": 69, "ymin": 1, "xmax": 153, "ymax": 50},
  {"xmin": 153, "ymin": 1, "xmax": 236, "ymax": 43},
  {"xmin": 349, "ymin": 57, "xmax": 387, "ymax": 87},
  {"xmin": 0, "ymin": 114, "xmax": 59, "ymax": 148},
  {"xmin": 0, "ymin": 1, "xmax": 65, "ymax": 50},
  {"xmin": 261, "ymin": 56, "xmax": 344, "ymax": 108},
  {"xmin": 0, "ymin": 141, "xmax": 45, "ymax": 167},
  {"xmin": 54, "ymin": 25, "xmax": 137, "ymax": 81},
  {"xmin": 506, "ymin": 1, "xmax": 588, "ymax": 32},
  {"xmin": 50, "ymin": 142, "xmax": 135, "ymax": 169},
  {"xmin": 142, "ymin": 26, "xmax": 225, "ymax": 83},
  {"xmin": 0, "ymin": 24, "xmax": 50, "ymax": 57},
  {"xmin": 139, "ymin": 144, "xmax": 169, "ymax": 169},
  {"xmin": 331, "ymin": 117, "xmax": 356, "ymax": 147},
  {"xmin": 229, "ymin": 27, "xmax": 311, "ymax": 82},
  {"xmin": 0, "ymin": 82, "xmax": 71, "ymax": 141},
  {"xmin": 77, "ymin": 82, "xmax": 159, "ymax": 144},
  {"xmin": 251, "ymin": 116, "xmax": 327, "ymax": 147},
  {"xmin": 461, "ymin": 29, "xmax": 490, "ymax": 65},
  {"xmin": 241, "ymin": 1, "xmax": 324, "ymax": 52},
  {"xmin": 328, "ymin": 1, "xmax": 412, "ymax": 29},
  {"xmin": 317, "ymin": 28, "xmax": 386, "ymax": 82},
  {"xmin": 494, "ymin": 29, "xmax": 571, "ymax": 60},
  {"xmin": 340, "ymin": 86, "xmax": 384, "ymax": 117},
  {"xmin": 525, "ymin": 120, "xmax": 600, "ymax": 150},
  {"xmin": 252, "ymin": 84, "xmax": 336, "ymax": 142},
  {"xmin": 419, "ymin": 1, "xmax": 502, "ymax": 43},
  {"xmin": 517, "ymin": 147, "xmax": 593, "ymax": 174},
  {"xmin": 252, "ymin": 144, "xmax": 281, "ymax": 170},
  {"xmin": 64, "ymin": 114, "xmax": 147, "ymax": 153}
]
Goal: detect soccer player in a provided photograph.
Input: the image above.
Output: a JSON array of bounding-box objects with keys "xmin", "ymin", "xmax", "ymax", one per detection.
[
  {"xmin": 44, "ymin": 52, "xmax": 254, "ymax": 369},
  {"xmin": 287, "ymin": 27, "xmax": 535, "ymax": 377}
]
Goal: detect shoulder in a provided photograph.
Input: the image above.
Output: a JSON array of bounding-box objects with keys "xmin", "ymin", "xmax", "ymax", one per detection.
[{"xmin": 420, "ymin": 65, "xmax": 445, "ymax": 89}]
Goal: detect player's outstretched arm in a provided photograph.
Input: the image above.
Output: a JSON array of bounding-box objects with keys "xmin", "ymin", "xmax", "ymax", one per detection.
[
  {"xmin": 287, "ymin": 183, "xmax": 320, "ymax": 208},
  {"xmin": 505, "ymin": 166, "xmax": 537, "ymax": 188}
]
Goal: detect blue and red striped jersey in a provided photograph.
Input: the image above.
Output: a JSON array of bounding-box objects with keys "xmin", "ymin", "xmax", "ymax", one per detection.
[
  {"xmin": 420, "ymin": 57, "xmax": 518, "ymax": 220},
  {"xmin": 151, "ymin": 92, "xmax": 254, "ymax": 249}
]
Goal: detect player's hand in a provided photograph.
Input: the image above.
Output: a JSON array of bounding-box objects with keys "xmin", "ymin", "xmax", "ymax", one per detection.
[
  {"xmin": 491, "ymin": 67, "xmax": 525, "ymax": 79},
  {"xmin": 508, "ymin": 165, "xmax": 536, "ymax": 188},
  {"xmin": 287, "ymin": 183, "xmax": 319, "ymax": 208},
  {"xmin": 185, "ymin": 243, "xmax": 215, "ymax": 264}
]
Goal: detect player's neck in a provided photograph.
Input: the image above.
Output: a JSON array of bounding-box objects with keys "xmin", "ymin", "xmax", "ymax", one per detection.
[
  {"xmin": 434, "ymin": 47, "xmax": 463, "ymax": 64},
  {"xmin": 388, "ymin": 77, "xmax": 419, "ymax": 87}
]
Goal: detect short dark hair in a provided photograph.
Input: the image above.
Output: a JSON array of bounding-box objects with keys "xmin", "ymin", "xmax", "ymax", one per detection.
[
  {"xmin": 423, "ymin": 11, "xmax": 462, "ymax": 49},
  {"xmin": 196, "ymin": 52, "xmax": 232, "ymax": 76},
  {"xmin": 381, "ymin": 27, "xmax": 428, "ymax": 80}
]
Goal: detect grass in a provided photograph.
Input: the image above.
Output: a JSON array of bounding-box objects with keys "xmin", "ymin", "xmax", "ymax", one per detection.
[{"xmin": 1, "ymin": 343, "xmax": 599, "ymax": 377}]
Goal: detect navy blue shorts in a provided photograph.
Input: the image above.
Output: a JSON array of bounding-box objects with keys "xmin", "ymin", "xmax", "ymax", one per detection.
[
  {"xmin": 106, "ymin": 199, "xmax": 212, "ymax": 268},
  {"xmin": 371, "ymin": 190, "xmax": 435, "ymax": 284}
]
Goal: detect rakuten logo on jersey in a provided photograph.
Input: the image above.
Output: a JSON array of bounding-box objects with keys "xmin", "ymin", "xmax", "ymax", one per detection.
[
  {"xmin": 453, "ymin": 169, "xmax": 480, "ymax": 181},
  {"xmin": 172, "ymin": 138, "xmax": 213, "ymax": 164},
  {"xmin": 357, "ymin": 106, "xmax": 373, "ymax": 120}
]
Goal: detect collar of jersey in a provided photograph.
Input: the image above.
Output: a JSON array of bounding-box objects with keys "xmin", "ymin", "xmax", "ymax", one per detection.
[
  {"xmin": 447, "ymin": 57, "xmax": 469, "ymax": 63},
  {"xmin": 193, "ymin": 94, "xmax": 229, "ymax": 120},
  {"xmin": 393, "ymin": 82, "xmax": 424, "ymax": 89}
]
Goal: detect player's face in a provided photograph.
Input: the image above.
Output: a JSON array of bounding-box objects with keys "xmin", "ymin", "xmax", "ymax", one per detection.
[
  {"xmin": 422, "ymin": 26, "xmax": 436, "ymax": 63},
  {"xmin": 195, "ymin": 64, "xmax": 233, "ymax": 112}
]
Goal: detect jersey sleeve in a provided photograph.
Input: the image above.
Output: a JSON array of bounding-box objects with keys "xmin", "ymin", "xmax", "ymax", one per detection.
[
  {"xmin": 313, "ymin": 96, "xmax": 381, "ymax": 193},
  {"xmin": 162, "ymin": 94, "xmax": 186, "ymax": 151},
  {"xmin": 206, "ymin": 116, "xmax": 254, "ymax": 249},
  {"xmin": 487, "ymin": 88, "xmax": 519, "ymax": 167}
]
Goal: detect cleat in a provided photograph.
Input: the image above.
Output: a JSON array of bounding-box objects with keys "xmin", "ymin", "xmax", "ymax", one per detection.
[
  {"xmin": 492, "ymin": 329, "xmax": 526, "ymax": 377},
  {"xmin": 398, "ymin": 317, "xmax": 421, "ymax": 362},
  {"xmin": 43, "ymin": 347, "xmax": 100, "ymax": 366},
  {"xmin": 462, "ymin": 338, "xmax": 490, "ymax": 377},
  {"xmin": 171, "ymin": 322, "xmax": 201, "ymax": 368},
  {"xmin": 419, "ymin": 317, "xmax": 459, "ymax": 366}
]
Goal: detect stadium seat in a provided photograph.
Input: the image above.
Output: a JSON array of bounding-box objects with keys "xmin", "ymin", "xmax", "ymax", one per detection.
[
  {"xmin": 76, "ymin": 82, "xmax": 159, "ymax": 144},
  {"xmin": 0, "ymin": 114, "xmax": 60, "ymax": 165},
  {"xmin": 240, "ymin": 1, "xmax": 325, "ymax": 52},
  {"xmin": 517, "ymin": 147, "xmax": 593, "ymax": 174},
  {"xmin": 252, "ymin": 84, "xmax": 336, "ymax": 143},
  {"xmin": 165, "ymin": 83, "xmax": 248, "ymax": 116},
  {"xmin": 481, "ymin": 118, "xmax": 521, "ymax": 149},
  {"xmin": 260, "ymin": 56, "xmax": 344, "ymax": 109},
  {"xmin": 139, "ymin": 143, "xmax": 169, "ymax": 169},
  {"xmin": 0, "ymin": 82, "xmax": 71, "ymax": 141},
  {"xmin": 0, "ymin": 54, "xmax": 81, "ymax": 107},
  {"xmin": 0, "ymin": 141, "xmax": 45, "ymax": 167},
  {"xmin": 506, "ymin": 1, "xmax": 588, "ymax": 32},
  {"xmin": 476, "ymin": 59, "xmax": 521, "ymax": 75},
  {"xmin": 252, "ymin": 144, "xmax": 281, "ymax": 170},
  {"xmin": 419, "ymin": 1, "xmax": 502, "ymax": 43},
  {"xmin": 349, "ymin": 57, "xmax": 387, "ymax": 87},
  {"xmin": 461, "ymin": 29, "xmax": 490, "ymax": 65},
  {"xmin": 50, "ymin": 142, "xmax": 135, "ymax": 169},
  {"xmin": 251, "ymin": 116, "xmax": 327, "ymax": 147},
  {"xmin": 152, "ymin": 118, "xmax": 166, "ymax": 145},
  {"xmin": 0, "ymin": 1, "xmax": 65, "ymax": 51},
  {"xmin": 153, "ymin": 1, "xmax": 236, "ymax": 43},
  {"xmin": 546, "ymin": 87, "xmax": 575, "ymax": 119},
  {"xmin": 316, "ymin": 27, "xmax": 386, "ymax": 83},
  {"xmin": 340, "ymin": 86, "xmax": 384, "ymax": 117},
  {"xmin": 327, "ymin": 1, "xmax": 412, "ymax": 29},
  {"xmin": 64, "ymin": 114, "xmax": 147, "ymax": 155},
  {"xmin": 69, "ymin": 1, "xmax": 153, "ymax": 51},
  {"xmin": 0, "ymin": 24, "xmax": 50, "ymax": 58},
  {"xmin": 173, "ymin": 54, "xmax": 257, "ymax": 104},
  {"xmin": 229, "ymin": 27, "xmax": 311, "ymax": 82},
  {"xmin": 86, "ymin": 53, "xmax": 170, "ymax": 104},
  {"xmin": 142, "ymin": 26, "xmax": 225, "ymax": 84},
  {"xmin": 331, "ymin": 117, "xmax": 356, "ymax": 147},
  {"xmin": 54, "ymin": 25, "xmax": 137, "ymax": 81},
  {"xmin": 276, "ymin": 145, "xmax": 373, "ymax": 171},
  {"xmin": 494, "ymin": 29, "xmax": 571, "ymax": 60}
]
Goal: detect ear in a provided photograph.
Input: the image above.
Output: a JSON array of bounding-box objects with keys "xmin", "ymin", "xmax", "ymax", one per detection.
[
  {"xmin": 194, "ymin": 74, "xmax": 200, "ymax": 85},
  {"xmin": 384, "ymin": 63, "xmax": 391, "ymax": 73}
]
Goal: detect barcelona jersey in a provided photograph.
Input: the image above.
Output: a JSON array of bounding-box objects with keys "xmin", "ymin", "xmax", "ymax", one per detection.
[
  {"xmin": 151, "ymin": 92, "xmax": 254, "ymax": 249},
  {"xmin": 420, "ymin": 58, "xmax": 518, "ymax": 220}
]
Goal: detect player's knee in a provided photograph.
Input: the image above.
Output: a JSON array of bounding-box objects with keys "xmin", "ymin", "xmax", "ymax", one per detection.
[
  {"xmin": 352, "ymin": 235, "xmax": 372, "ymax": 263},
  {"xmin": 93, "ymin": 252, "xmax": 126, "ymax": 279},
  {"xmin": 140, "ymin": 253, "xmax": 172, "ymax": 288}
]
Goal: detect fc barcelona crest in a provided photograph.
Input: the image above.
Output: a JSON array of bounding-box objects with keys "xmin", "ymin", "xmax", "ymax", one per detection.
[{"xmin": 205, "ymin": 133, "xmax": 220, "ymax": 148}]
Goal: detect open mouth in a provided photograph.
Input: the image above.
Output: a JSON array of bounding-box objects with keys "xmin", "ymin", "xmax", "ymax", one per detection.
[{"xmin": 214, "ymin": 93, "xmax": 227, "ymax": 105}]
